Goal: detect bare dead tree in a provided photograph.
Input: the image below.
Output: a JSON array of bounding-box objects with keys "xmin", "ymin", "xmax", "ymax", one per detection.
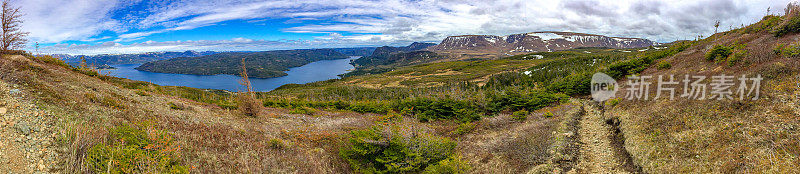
[
  {"xmin": 239, "ymin": 57, "xmax": 254, "ymax": 95},
  {"xmin": 237, "ymin": 57, "xmax": 263, "ymax": 117},
  {"xmin": 79, "ymin": 56, "xmax": 87, "ymax": 69},
  {"xmin": 1, "ymin": 0, "xmax": 28, "ymax": 54},
  {"xmin": 768, "ymin": 7, "xmax": 771, "ymax": 16},
  {"xmin": 787, "ymin": 1, "xmax": 800, "ymax": 17}
]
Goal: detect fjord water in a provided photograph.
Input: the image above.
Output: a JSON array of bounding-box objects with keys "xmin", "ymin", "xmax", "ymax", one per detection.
[{"xmin": 105, "ymin": 56, "xmax": 359, "ymax": 92}]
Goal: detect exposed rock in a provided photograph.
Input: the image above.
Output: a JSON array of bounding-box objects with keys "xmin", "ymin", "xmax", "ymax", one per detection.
[{"xmin": 14, "ymin": 122, "xmax": 31, "ymax": 135}]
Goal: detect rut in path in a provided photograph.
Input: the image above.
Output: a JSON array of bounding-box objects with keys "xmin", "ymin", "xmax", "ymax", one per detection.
[{"xmin": 573, "ymin": 101, "xmax": 641, "ymax": 174}]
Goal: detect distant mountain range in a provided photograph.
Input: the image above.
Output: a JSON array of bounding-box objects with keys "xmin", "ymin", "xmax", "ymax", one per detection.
[
  {"xmin": 135, "ymin": 49, "xmax": 349, "ymax": 78},
  {"xmin": 427, "ymin": 31, "xmax": 658, "ymax": 58},
  {"xmin": 53, "ymin": 51, "xmax": 221, "ymax": 65},
  {"xmin": 51, "ymin": 47, "xmax": 376, "ymax": 66}
]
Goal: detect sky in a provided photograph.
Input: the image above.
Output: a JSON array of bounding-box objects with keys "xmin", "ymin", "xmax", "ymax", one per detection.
[{"xmin": 19, "ymin": 0, "xmax": 793, "ymax": 55}]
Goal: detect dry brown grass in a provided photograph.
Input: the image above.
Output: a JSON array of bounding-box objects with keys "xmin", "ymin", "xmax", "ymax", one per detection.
[
  {"xmin": 235, "ymin": 93, "xmax": 264, "ymax": 117},
  {"xmin": 455, "ymin": 102, "xmax": 580, "ymax": 174},
  {"xmin": 609, "ymin": 26, "xmax": 800, "ymax": 173}
]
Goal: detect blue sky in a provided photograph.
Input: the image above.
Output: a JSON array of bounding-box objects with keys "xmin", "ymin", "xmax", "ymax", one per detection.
[{"xmin": 19, "ymin": 0, "xmax": 791, "ymax": 55}]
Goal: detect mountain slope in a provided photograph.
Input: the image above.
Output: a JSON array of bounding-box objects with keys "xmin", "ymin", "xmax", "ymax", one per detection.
[
  {"xmin": 427, "ymin": 32, "xmax": 657, "ymax": 58},
  {"xmin": 136, "ymin": 49, "xmax": 349, "ymax": 78},
  {"xmin": 351, "ymin": 42, "xmax": 437, "ymax": 67},
  {"xmin": 344, "ymin": 42, "xmax": 440, "ymax": 77},
  {"xmin": 604, "ymin": 14, "xmax": 800, "ymax": 173}
]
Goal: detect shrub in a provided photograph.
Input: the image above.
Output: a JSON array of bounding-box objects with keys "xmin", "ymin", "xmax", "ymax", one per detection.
[
  {"xmin": 422, "ymin": 155, "xmax": 471, "ymax": 174},
  {"xmin": 376, "ymin": 111, "xmax": 403, "ymax": 123},
  {"xmin": 100, "ymin": 96, "xmax": 125, "ymax": 110},
  {"xmin": 85, "ymin": 125, "xmax": 188, "ymax": 173},
  {"xmin": 487, "ymin": 90, "xmax": 568, "ymax": 113},
  {"xmin": 268, "ymin": 138, "xmax": 286, "ymax": 149},
  {"xmin": 32, "ymin": 55, "xmax": 70, "ymax": 68},
  {"xmin": 398, "ymin": 98, "xmax": 481, "ymax": 122},
  {"xmin": 744, "ymin": 15, "xmax": 782, "ymax": 34},
  {"xmin": 727, "ymin": 51, "xmax": 745, "ymax": 66},
  {"xmin": 543, "ymin": 111, "xmax": 554, "ymax": 118},
  {"xmin": 168, "ymin": 102, "xmax": 185, "ymax": 110},
  {"xmin": 451, "ymin": 122, "xmax": 476, "ymax": 135},
  {"xmin": 773, "ymin": 3, "xmax": 800, "ymax": 37},
  {"xmin": 236, "ymin": 93, "xmax": 263, "ymax": 117},
  {"xmin": 606, "ymin": 98, "xmax": 622, "ymax": 107},
  {"xmin": 289, "ymin": 106, "xmax": 316, "ymax": 115},
  {"xmin": 512, "ymin": 110, "xmax": 529, "ymax": 121},
  {"xmin": 759, "ymin": 62, "xmax": 794, "ymax": 79},
  {"xmin": 75, "ymin": 68, "xmax": 100, "ymax": 77},
  {"xmin": 346, "ymin": 101, "xmax": 392, "ymax": 114},
  {"xmin": 546, "ymin": 72, "xmax": 593, "ymax": 96},
  {"xmin": 774, "ymin": 43, "xmax": 800, "ymax": 57},
  {"xmin": 706, "ymin": 45, "xmax": 734, "ymax": 62},
  {"xmin": 135, "ymin": 90, "xmax": 150, "ymax": 96},
  {"xmin": 603, "ymin": 41, "xmax": 691, "ymax": 79},
  {"xmin": 84, "ymin": 93, "xmax": 126, "ymax": 110},
  {"xmin": 339, "ymin": 126, "xmax": 457, "ymax": 173},
  {"xmin": 84, "ymin": 93, "xmax": 99, "ymax": 102},
  {"xmin": 657, "ymin": 61, "xmax": 672, "ymax": 70}
]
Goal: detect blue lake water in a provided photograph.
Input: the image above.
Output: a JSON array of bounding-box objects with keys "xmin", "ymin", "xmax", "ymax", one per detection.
[{"xmin": 104, "ymin": 56, "xmax": 359, "ymax": 92}]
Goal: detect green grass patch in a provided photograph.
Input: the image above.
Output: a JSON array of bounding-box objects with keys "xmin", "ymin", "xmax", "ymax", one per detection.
[
  {"xmin": 512, "ymin": 110, "xmax": 529, "ymax": 121},
  {"xmin": 85, "ymin": 124, "xmax": 188, "ymax": 173}
]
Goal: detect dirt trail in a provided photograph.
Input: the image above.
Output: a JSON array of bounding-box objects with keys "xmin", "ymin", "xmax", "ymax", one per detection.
[{"xmin": 573, "ymin": 100, "xmax": 640, "ymax": 174}]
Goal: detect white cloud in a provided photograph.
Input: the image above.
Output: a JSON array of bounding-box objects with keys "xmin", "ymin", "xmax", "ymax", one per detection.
[
  {"xmin": 22, "ymin": 0, "xmax": 796, "ymax": 54},
  {"xmin": 20, "ymin": 0, "xmax": 122, "ymax": 43},
  {"xmin": 41, "ymin": 37, "xmax": 405, "ymax": 55}
]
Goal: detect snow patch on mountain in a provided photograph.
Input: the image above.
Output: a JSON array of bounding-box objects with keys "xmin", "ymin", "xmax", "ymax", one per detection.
[{"xmin": 528, "ymin": 32, "xmax": 564, "ymax": 41}]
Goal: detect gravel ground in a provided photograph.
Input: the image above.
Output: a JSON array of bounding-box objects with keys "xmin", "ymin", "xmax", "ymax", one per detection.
[{"xmin": 0, "ymin": 82, "xmax": 59, "ymax": 173}]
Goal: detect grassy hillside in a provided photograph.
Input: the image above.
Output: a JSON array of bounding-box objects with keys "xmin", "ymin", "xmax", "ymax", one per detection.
[
  {"xmin": 604, "ymin": 13, "xmax": 800, "ymax": 173},
  {"xmin": 136, "ymin": 49, "xmax": 349, "ymax": 78}
]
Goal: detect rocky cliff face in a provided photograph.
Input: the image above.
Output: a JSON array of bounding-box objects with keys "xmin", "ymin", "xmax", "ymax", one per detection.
[{"xmin": 428, "ymin": 32, "xmax": 658, "ymax": 55}]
